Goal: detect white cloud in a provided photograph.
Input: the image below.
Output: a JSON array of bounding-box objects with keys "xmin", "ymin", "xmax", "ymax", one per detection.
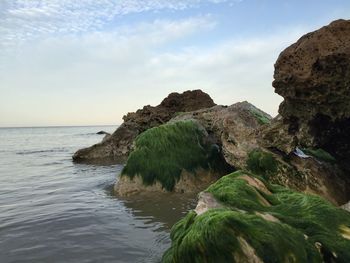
[
  {"xmin": 0, "ymin": 14, "xmax": 307, "ymax": 126},
  {"xmin": 0, "ymin": 0, "xmax": 237, "ymax": 54}
]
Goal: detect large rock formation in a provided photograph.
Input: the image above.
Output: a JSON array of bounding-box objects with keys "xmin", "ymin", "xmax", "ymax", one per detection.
[
  {"xmin": 171, "ymin": 101, "xmax": 272, "ymax": 168},
  {"xmin": 72, "ymin": 90, "xmax": 215, "ymax": 163},
  {"xmin": 114, "ymin": 102, "xmax": 272, "ymax": 197},
  {"xmin": 163, "ymin": 171, "xmax": 350, "ymax": 263},
  {"xmin": 169, "ymin": 102, "xmax": 350, "ymax": 204},
  {"xmin": 263, "ymin": 19, "xmax": 350, "ymax": 172}
]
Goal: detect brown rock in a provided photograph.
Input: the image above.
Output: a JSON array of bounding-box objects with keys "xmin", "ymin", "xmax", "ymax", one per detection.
[
  {"xmin": 171, "ymin": 101, "xmax": 272, "ymax": 168},
  {"xmin": 266, "ymin": 19, "xmax": 350, "ymax": 171},
  {"xmin": 72, "ymin": 90, "xmax": 215, "ymax": 163},
  {"xmin": 115, "ymin": 168, "xmax": 220, "ymax": 197}
]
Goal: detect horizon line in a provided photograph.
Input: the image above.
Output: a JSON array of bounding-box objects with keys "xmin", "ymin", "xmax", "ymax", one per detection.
[{"xmin": 0, "ymin": 124, "xmax": 120, "ymax": 129}]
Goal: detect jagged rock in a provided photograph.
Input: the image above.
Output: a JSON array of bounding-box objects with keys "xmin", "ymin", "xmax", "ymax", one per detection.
[
  {"xmin": 119, "ymin": 100, "xmax": 342, "ymax": 204},
  {"xmin": 171, "ymin": 101, "xmax": 272, "ymax": 168},
  {"xmin": 72, "ymin": 90, "xmax": 215, "ymax": 163},
  {"xmin": 163, "ymin": 171, "xmax": 350, "ymax": 263},
  {"xmin": 247, "ymin": 148, "xmax": 350, "ymax": 205},
  {"xmin": 265, "ymin": 19, "xmax": 350, "ymax": 172}
]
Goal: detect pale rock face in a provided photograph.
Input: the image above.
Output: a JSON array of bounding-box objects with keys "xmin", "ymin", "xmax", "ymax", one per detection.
[
  {"xmin": 171, "ymin": 101, "xmax": 272, "ymax": 169},
  {"xmin": 194, "ymin": 192, "xmax": 223, "ymax": 215},
  {"xmin": 234, "ymin": 237, "xmax": 263, "ymax": 263},
  {"xmin": 341, "ymin": 201, "xmax": 350, "ymax": 212},
  {"xmin": 114, "ymin": 168, "xmax": 220, "ymax": 197}
]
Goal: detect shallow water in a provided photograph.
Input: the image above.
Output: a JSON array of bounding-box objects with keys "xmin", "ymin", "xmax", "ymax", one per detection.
[{"xmin": 0, "ymin": 126, "xmax": 196, "ymax": 263}]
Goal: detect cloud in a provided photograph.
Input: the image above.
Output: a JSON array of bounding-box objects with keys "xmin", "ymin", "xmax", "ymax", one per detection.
[
  {"xmin": 0, "ymin": 0, "xmax": 239, "ymax": 54},
  {"xmin": 0, "ymin": 14, "xmax": 307, "ymax": 126}
]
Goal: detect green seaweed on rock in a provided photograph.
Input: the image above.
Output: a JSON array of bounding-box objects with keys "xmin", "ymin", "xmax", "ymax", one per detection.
[
  {"xmin": 302, "ymin": 148, "xmax": 336, "ymax": 163},
  {"xmin": 121, "ymin": 120, "xmax": 230, "ymax": 191},
  {"xmin": 163, "ymin": 171, "xmax": 350, "ymax": 263},
  {"xmin": 250, "ymin": 108, "xmax": 271, "ymax": 125},
  {"xmin": 246, "ymin": 149, "xmax": 278, "ymax": 179}
]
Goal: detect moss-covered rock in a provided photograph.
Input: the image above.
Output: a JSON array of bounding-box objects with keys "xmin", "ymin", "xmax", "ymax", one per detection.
[
  {"xmin": 250, "ymin": 108, "xmax": 271, "ymax": 125},
  {"xmin": 246, "ymin": 149, "xmax": 278, "ymax": 179},
  {"xmin": 302, "ymin": 148, "xmax": 336, "ymax": 163},
  {"xmin": 163, "ymin": 171, "xmax": 350, "ymax": 262},
  {"xmin": 115, "ymin": 120, "xmax": 232, "ymax": 195}
]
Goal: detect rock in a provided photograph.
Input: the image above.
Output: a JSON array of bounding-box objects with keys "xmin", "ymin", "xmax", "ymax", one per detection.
[
  {"xmin": 342, "ymin": 201, "xmax": 350, "ymax": 212},
  {"xmin": 163, "ymin": 171, "xmax": 350, "ymax": 263},
  {"xmin": 171, "ymin": 101, "xmax": 272, "ymax": 168},
  {"xmin": 115, "ymin": 168, "xmax": 220, "ymax": 197},
  {"xmin": 72, "ymin": 90, "xmax": 216, "ymax": 163},
  {"xmin": 266, "ymin": 19, "xmax": 350, "ymax": 172},
  {"xmin": 115, "ymin": 102, "xmax": 272, "ymax": 197},
  {"xmin": 194, "ymin": 192, "xmax": 223, "ymax": 215},
  {"xmin": 114, "ymin": 120, "xmax": 232, "ymax": 196},
  {"xmin": 96, "ymin": 131, "xmax": 110, "ymax": 135},
  {"xmin": 101, "ymin": 133, "xmax": 111, "ymax": 143}
]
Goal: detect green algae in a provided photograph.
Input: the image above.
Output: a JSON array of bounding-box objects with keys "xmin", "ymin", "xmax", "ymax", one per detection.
[
  {"xmin": 121, "ymin": 121, "xmax": 231, "ymax": 191},
  {"xmin": 163, "ymin": 171, "xmax": 350, "ymax": 262},
  {"xmin": 206, "ymin": 171, "xmax": 269, "ymax": 211},
  {"xmin": 250, "ymin": 109, "xmax": 271, "ymax": 125},
  {"xmin": 302, "ymin": 148, "xmax": 336, "ymax": 163},
  {"xmin": 246, "ymin": 150, "xmax": 278, "ymax": 179}
]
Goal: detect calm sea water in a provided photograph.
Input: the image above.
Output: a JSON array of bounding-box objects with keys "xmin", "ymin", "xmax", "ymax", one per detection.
[{"xmin": 0, "ymin": 126, "xmax": 196, "ymax": 263}]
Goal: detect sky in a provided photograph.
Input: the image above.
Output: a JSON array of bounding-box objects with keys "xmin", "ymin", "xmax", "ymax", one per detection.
[{"xmin": 0, "ymin": 0, "xmax": 349, "ymax": 127}]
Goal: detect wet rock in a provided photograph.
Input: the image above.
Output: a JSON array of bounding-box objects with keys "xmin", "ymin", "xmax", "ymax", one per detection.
[
  {"xmin": 115, "ymin": 120, "xmax": 232, "ymax": 196},
  {"xmin": 163, "ymin": 171, "xmax": 350, "ymax": 263},
  {"xmin": 72, "ymin": 90, "xmax": 215, "ymax": 163},
  {"xmin": 115, "ymin": 169, "xmax": 220, "ymax": 197}
]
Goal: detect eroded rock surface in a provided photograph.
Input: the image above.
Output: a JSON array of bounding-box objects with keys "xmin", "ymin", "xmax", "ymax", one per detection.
[
  {"xmin": 264, "ymin": 19, "xmax": 350, "ymax": 172},
  {"xmin": 115, "ymin": 169, "xmax": 220, "ymax": 197},
  {"xmin": 72, "ymin": 90, "xmax": 215, "ymax": 163},
  {"xmin": 171, "ymin": 101, "xmax": 272, "ymax": 168}
]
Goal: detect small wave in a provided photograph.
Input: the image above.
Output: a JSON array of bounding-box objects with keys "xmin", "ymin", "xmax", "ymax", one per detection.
[{"xmin": 16, "ymin": 148, "xmax": 67, "ymax": 155}]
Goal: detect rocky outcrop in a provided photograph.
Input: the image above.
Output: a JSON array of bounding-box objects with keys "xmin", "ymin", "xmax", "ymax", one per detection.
[
  {"xmin": 114, "ymin": 102, "xmax": 272, "ymax": 197},
  {"xmin": 171, "ymin": 101, "xmax": 272, "ymax": 168},
  {"xmin": 115, "ymin": 120, "xmax": 233, "ymax": 196},
  {"xmin": 72, "ymin": 90, "xmax": 215, "ymax": 163},
  {"xmin": 263, "ymin": 19, "xmax": 350, "ymax": 172},
  {"xmin": 244, "ymin": 148, "xmax": 350, "ymax": 205},
  {"xmin": 163, "ymin": 171, "xmax": 350, "ymax": 263}
]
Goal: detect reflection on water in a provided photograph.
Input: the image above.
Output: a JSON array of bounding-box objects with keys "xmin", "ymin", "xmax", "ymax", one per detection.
[
  {"xmin": 0, "ymin": 126, "xmax": 196, "ymax": 263},
  {"xmin": 117, "ymin": 192, "xmax": 197, "ymax": 231}
]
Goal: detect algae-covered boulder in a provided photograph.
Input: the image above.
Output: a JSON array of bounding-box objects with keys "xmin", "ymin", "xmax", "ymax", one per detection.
[
  {"xmin": 114, "ymin": 120, "xmax": 232, "ymax": 196},
  {"xmin": 163, "ymin": 171, "xmax": 350, "ymax": 262}
]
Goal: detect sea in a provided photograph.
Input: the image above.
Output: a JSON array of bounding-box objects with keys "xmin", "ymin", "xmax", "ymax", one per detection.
[{"xmin": 0, "ymin": 126, "xmax": 197, "ymax": 263}]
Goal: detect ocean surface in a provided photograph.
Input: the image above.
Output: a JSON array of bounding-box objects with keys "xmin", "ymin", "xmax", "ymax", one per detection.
[{"xmin": 0, "ymin": 126, "xmax": 197, "ymax": 263}]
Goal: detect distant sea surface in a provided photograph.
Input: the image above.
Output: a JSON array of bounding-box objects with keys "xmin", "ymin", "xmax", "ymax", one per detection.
[{"xmin": 0, "ymin": 126, "xmax": 196, "ymax": 263}]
